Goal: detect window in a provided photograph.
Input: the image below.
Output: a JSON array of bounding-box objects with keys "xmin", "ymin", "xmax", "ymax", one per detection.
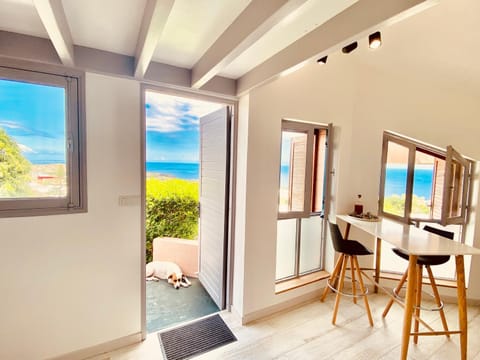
[
  {"xmin": 379, "ymin": 131, "xmax": 473, "ymax": 280},
  {"xmin": 276, "ymin": 120, "xmax": 332, "ymax": 282},
  {"xmin": 0, "ymin": 60, "xmax": 86, "ymax": 217},
  {"xmin": 379, "ymin": 132, "xmax": 472, "ymax": 228}
]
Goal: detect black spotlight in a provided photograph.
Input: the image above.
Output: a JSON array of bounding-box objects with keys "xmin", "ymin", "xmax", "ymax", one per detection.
[
  {"xmin": 369, "ymin": 31, "xmax": 382, "ymax": 49},
  {"xmin": 342, "ymin": 42, "xmax": 358, "ymax": 54},
  {"xmin": 317, "ymin": 56, "xmax": 328, "ymax": 64}
]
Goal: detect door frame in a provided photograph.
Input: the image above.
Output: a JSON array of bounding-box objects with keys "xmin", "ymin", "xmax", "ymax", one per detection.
[{"xmin": 140, "ymin": 83, "xmax": 238, "ymax": 339}]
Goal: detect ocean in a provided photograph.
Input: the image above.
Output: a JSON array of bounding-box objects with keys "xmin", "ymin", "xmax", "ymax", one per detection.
[
  {"xmin": 385, "ymin": 167, "xmax": 433, "ymax": 199},
  {"xmin": 146, "ymin": 161, "xmax": 199, "ymax": 180},
  {"xmin": 280, "ymin": 165, "xmax": 433, "ymax": 200}
]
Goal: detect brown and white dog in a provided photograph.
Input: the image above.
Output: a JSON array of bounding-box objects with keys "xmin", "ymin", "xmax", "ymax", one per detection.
[{"xmin": 145, "ymin": 261, "xmax": 191, "ymax": 289}]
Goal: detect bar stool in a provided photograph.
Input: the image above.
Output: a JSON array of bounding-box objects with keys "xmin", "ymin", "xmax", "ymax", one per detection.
[
  {"xmin": 382, "ymin": 225, "xmax": 454, "ymax": 343},
  {"xmin": 321, "ymin": 221, "xmax": 374, "ymax": 326}
]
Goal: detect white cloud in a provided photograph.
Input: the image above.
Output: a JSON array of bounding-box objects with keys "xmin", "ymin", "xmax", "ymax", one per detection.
[
  {"xmin": 18, "ymin": 143, "xmax": 36, "ymax": 153},
  {"xmin": 0, "ymin": 120, "xmax": 23, "ymax": 130},
  {"xmin": 145, "ymin": 91, "xmax": 223, "ymax": 133}
]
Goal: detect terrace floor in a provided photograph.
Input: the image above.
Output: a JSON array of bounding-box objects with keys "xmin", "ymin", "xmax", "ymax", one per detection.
[{"xmin": 146, "ymin": 277, "xmax": 219, "ymax": 333}]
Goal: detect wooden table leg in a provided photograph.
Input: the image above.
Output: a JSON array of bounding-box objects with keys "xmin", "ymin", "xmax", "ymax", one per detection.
[
  {"xmin": 344, "ymin": 223, "xmax": 351, "ymax": 239},
  {"xmin": 374, "ymin": 237, "xmax": 382, "ymax": 293},
  {"xmin": 401, "ymin": 255, "xmax": 418, "ymax": 360},
  {"xmin": 456, "ymin": 255, "xmax": 467, "ymax": 360}
]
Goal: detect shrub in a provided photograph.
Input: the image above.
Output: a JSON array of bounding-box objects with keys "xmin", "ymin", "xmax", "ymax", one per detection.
[
  {"xmin": 383, "ymin": 193, "xmax": 430, "ymax": 216},
  {"xmin": 145, "ymin": 178, "xmax": 199, "ymax": 262},
  {"xmin": 0, "ymin": 129, "xmax": 31, "ymax": 196}
]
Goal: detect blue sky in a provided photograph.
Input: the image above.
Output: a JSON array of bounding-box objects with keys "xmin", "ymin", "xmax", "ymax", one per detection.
[
  {"xmin": 0, "ymin": 80, "xmax": 223, "ymax": 164},
  {"xmin": 0, "ymin": 79, "xmax": 66, "ymax": 163},
  {"xmin": 145, "ymin": 91, "xmax": 222, "ymax": 163}
]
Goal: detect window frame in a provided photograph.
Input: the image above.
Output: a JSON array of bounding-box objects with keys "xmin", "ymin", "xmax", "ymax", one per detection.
[
  {"xmin": 379, "ymin": 131, "xmax": 472, "ymax": 229},
  {"xmin": 275, "ymin": 120, "xmax": 333, "ymax": 282},
  {"xmin": 0, "ymin": 59, "xmax": 87, "ymax": 217},
  {"xmin": 278, "ymin": 120, "xmax": 314, "ymax": 219}
]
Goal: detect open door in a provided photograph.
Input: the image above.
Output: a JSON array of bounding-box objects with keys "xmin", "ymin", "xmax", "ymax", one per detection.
[{"xmin": 198, "ymin": 106, "xmax": 230, "ymax": 309}]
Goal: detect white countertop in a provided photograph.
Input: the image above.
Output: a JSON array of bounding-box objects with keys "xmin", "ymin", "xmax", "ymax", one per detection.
[{"xmin": 336, "ymin": 214, "xmax": 480, "ymax": 256}]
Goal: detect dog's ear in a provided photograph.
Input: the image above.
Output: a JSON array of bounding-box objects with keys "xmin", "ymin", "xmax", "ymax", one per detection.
[{"xmin": 168, "ymin": 274, "xmax": 172, "ymax": 280}]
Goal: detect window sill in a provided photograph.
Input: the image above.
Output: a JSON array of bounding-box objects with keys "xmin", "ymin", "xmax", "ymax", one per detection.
[{"xmin": 275, "ymin": 270, "xmax": 329, "ymax": 294}]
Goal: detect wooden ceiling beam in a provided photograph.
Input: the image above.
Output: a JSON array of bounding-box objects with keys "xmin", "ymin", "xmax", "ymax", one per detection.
[
  {"xmin": 33, "ymin": 0, "xmax": 75, "ymax": 67},
  {"xmin": 134, "ymin": 0, "xmax": 174, "ymax": 79},
  {"xmin": 237, "ymin": 0, "xmax": 438, "ymax": 95},
  {"xmin": 191, "ymin": 0, "xmax": 308, "ymax": 89}
]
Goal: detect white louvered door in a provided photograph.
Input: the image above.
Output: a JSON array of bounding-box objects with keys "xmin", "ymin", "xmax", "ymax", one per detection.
[{"xmin": 198, "ymin": 106, "xmax": 230, "ymax": 309}]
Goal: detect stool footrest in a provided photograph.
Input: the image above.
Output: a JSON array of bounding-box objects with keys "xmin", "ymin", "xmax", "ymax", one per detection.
[
  {"xmin": 327, "ymin": 276, "xmax": 369, "ymax": 298},
  {"xmin": 410, "ymin": 330, "xmax": 461, "ymax": 337}
]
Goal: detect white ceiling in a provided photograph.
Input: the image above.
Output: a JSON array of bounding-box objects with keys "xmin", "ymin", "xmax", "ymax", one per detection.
[
  {"xmin": 3, "ymin": 0, "xmax": 475, "ymax": 93},
  {"xmin": 0, "ymin": 0, "xmax": 358, "ymax": 79},
  {"xmin": 353, "ymin": 0, "xmax": 480, "ymax": 91},
  {"xmin": 62, "ymin": 0, "xmax": 147, "ymax": 56},
  {"xmin": 152, "ymin": 0, "xmax": 252, "ymax": 68},
  {"xmin": 0, "ymin": 0, "xmax": 47, "ymax": 38}
]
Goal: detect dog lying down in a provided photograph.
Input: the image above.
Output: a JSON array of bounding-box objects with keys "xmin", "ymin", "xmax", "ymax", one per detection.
[{"xmin": 145, "ymin": 261, "xmax": 191, "ymax": 289}]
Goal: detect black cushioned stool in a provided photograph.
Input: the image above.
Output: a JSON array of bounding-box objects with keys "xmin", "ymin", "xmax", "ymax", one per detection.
[
  {"xmin": 321, "ymin": 221, "xmax": 374, "ymax": 326},
  {"xmin": 382, "ymin": 225, "xmax": 454, "ymax": 344}
]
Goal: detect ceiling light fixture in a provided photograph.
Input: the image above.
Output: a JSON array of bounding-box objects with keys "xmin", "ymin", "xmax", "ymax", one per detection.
[
  {"xmin": 369, "ymin": 31, "xmax": 382, "ymax": 49},
  {"xmin": 317, "ymin": 56, "xmax": 328, "ymax": 64},
  {"xmin": 342, "ymin": 42, "xmax": 358, "ymax": 54}
]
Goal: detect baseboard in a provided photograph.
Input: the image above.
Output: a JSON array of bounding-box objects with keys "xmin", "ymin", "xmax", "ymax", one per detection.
[
  {"xmin": 47, "ymin": 332, "xmax": 142, "ymax": 360},
  {"xmin": 241, "ymin": 289, "xmax": 323, "ymax": 325}
]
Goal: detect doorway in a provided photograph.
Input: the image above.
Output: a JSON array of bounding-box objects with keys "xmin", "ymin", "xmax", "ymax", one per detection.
[{"xmin": 141, "ymin": 88, "xmax": 233, "ymax": 334}]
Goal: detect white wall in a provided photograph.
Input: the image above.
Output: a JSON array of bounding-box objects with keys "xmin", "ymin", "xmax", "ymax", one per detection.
[
  {"xmin": 233, "ymin": 53, "xmax": 359, "ymax": 318},
  {"xmin": 233, "ymin": 43, "xmax": 480, "ymax": 320},
  {"xmin": 0, "ymin": 73, "xmax": 142, "ymax": 359},
  {"xmin": 232, "ymin": 94, "xmax": 249, "ymax": 318}
]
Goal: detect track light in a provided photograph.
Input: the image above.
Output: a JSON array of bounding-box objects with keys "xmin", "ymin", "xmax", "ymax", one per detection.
[
  {"xmin": 317, "ymin": 56, "xmax": 328, "ymax": 64},
  {"xmin": 369, "ymin": 31, "xmax": 382, "ymax": 49},
  {"xmin": 342, "ymin": 42, "xmax": 357, "ymax": 54}
]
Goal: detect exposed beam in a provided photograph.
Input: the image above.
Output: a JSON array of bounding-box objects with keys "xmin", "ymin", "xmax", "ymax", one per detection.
[
  {"xmin": 0, "ymin": 31, "xmax": 237, "ymax": 97},
  {"xmin": 191, "ymin": 0, "xmax": 308, "ymax": 90},
  {"xmin": 237, "ymin": 0, "xmax": 438, "ymax": 95},
  {"xmin": 134, "ymin": 0, "xmax": 174, "ymax": 79},
  {"xmin": 33, "ymin": 0, "xmax": 75, "ymax": 67}
]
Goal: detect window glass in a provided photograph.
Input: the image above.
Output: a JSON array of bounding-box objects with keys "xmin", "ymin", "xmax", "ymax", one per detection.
[
  {"xmin": 279, "ymin": 131, "xmax": 308, "ymax": 213},
  {"xmin": 383, "ymin": 141, "xmax": 409, "ymax": 217},
  {"xmin": 299, "ymin": 216, "xmax": 322, "ymax": 273},
  {"xmin": 276, "ymin": 218, "xmax": 297, "ymax": 279},
  {"xmin": 411, "ymin": 150, "xmax": 435, "ymax": 219},
  {"xmin": 0, "ymin": 79, "xmax": 67, "ymax": 198},
  {"xmin": 276, "ymin": 121, "xmax": 331, "ymax": 282},
  {"xmin": 0, "ymin": 61, "xmax": 86, "ymax": 217}
]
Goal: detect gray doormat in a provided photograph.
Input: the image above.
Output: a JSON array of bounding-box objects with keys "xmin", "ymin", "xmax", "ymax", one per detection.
[{"xmin": 157, "ymin": 314, "xmax": 237, "ymax": 360}]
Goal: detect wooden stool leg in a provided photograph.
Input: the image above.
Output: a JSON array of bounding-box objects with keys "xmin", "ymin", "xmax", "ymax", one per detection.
[
  {"xmin": 383, "ymin": 269, "xmax": 408, "ymax": 317},
  {"xmin": 414, "ymin": 264, "xmax": 423, "ymax": 344},
  {"xmin": 321, "ymin": 254, "xmax": 345, "ymax": 301},
  {"xmin": 332, "ymin": 255, "xmax": 349, "ymax": 325},
  {"xmin": 354, "ymin": 256, "xmax": 374, "ymax": 327},
  {"xmin": 350, "ymin": 255, "xmax": 357, "ymax": 304},
  {"xmin": 426, "ymin": 266, "xmax": 450, "ymax": 338}
]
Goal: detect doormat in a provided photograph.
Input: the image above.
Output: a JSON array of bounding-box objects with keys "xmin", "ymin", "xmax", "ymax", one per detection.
[{"xmin": 157, "ymin": 314, "xmax": 237, "ymax": 360}]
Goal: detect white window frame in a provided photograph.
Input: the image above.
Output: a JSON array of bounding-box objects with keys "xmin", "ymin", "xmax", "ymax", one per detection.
[
  {"xmin": 379, "ymin": 131, "xmax": 472, "ymax": 230},
  {"xmin": 0, "ymin": 59, "xmax": 87, "ymax": 217},
  {"xmin": 276, "ymin": 120, "xmax": 333, "ymax": 282}
]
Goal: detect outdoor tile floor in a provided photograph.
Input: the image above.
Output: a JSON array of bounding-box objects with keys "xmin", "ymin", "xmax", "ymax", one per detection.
[{"xmin": 146, "ymin": 277, "xmax": 219, "ymax": 333}]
